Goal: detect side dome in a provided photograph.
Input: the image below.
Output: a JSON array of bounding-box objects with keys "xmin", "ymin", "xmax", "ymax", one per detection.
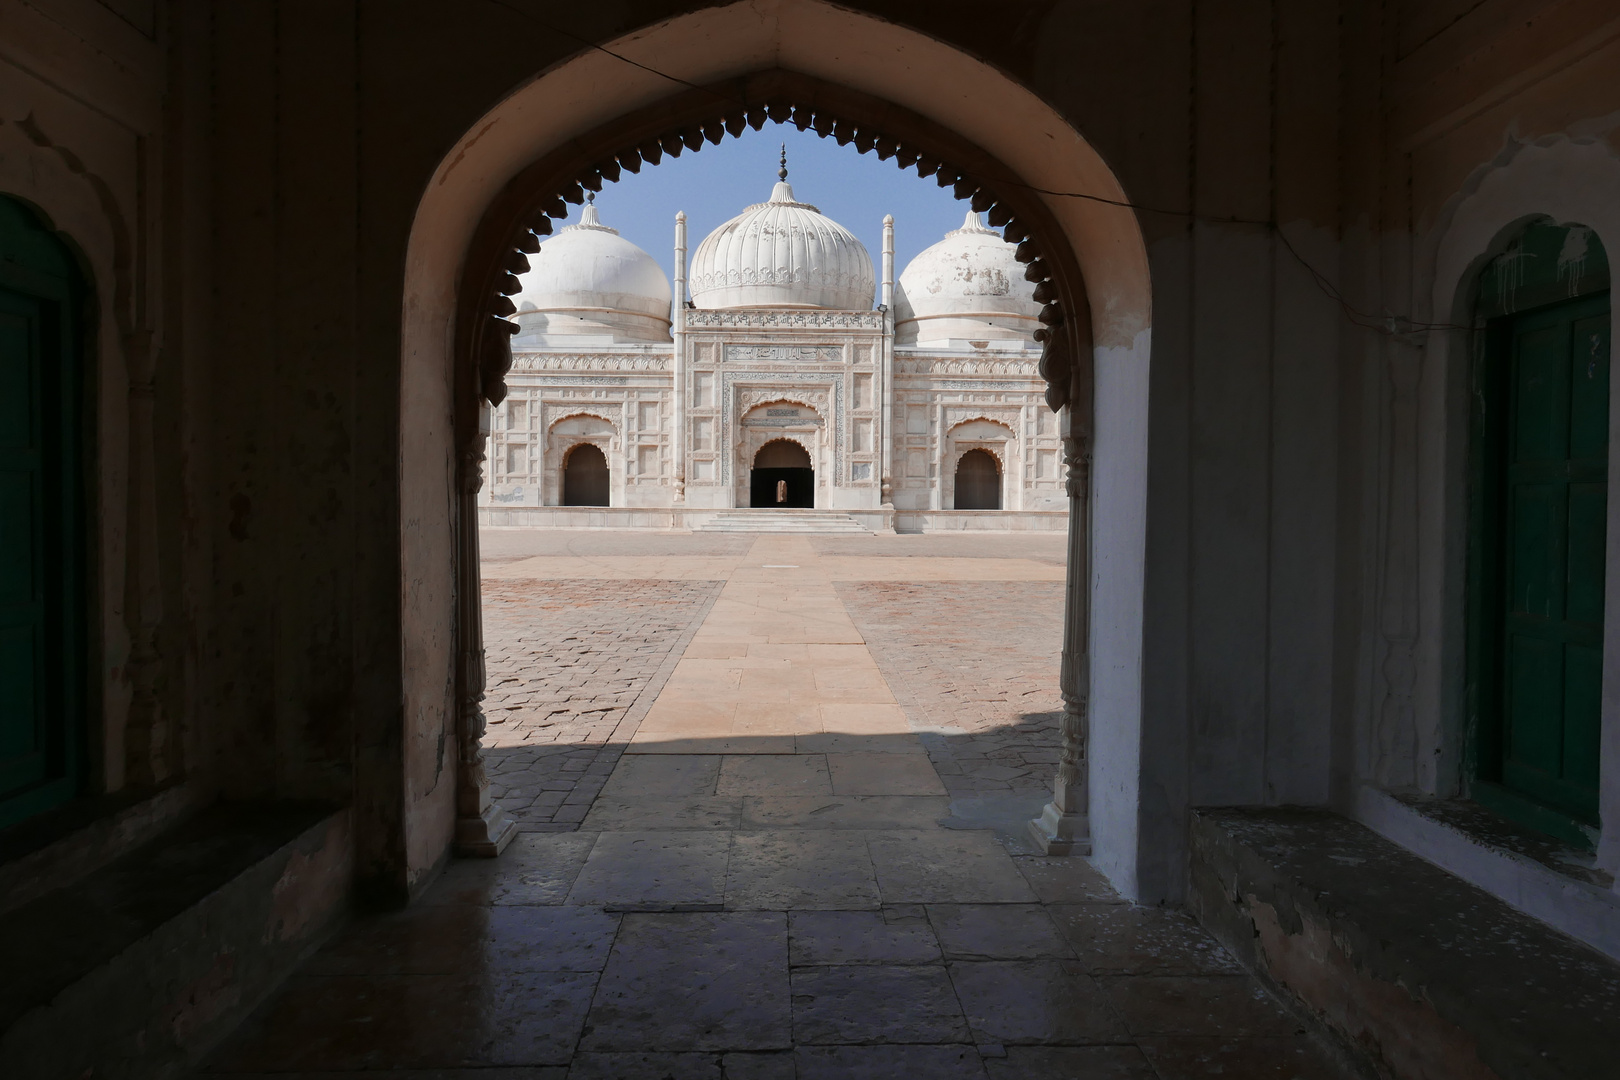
[
  {"xmin": 894, "ymin": 211, "xmax": 1040, "ymax": 347},
  {"xmin": 689, "ymin": 180, "xmax": 875, "ymax": 310},
  {"xmin": 512, "ymin": 200, "xmax": 671, "ymax": 344}
]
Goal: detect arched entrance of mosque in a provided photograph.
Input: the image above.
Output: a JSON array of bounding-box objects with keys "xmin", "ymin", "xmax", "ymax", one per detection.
[
  {"xmin": 954, "ymin": 449, "xmax": 1001, "ymax": 511},
  {"xmin": 751, "ymin": 439, "xmax": 814, "ymax": 508},
  {"xmin": 400, "ymin": 1, "xmax": 1154, "ymax": 896},
  {"xmin": 561, "ymin": 443, "xmax": 610, "ymax": 507}
]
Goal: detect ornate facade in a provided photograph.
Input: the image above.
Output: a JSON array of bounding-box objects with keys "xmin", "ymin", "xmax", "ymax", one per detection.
[{"xmin": 481, "ymin": 175, "xmax": 1066, "ymax": 522}]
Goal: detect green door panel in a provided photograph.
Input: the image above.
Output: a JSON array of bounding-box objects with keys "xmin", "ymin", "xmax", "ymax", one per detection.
[
  {"xmin": 1490, "ymin": 291, "xmax": 1609, "ymax": 828},
  {"xmin": 0, "ymin": 195, "xmax": 86, "ymax": 828}
]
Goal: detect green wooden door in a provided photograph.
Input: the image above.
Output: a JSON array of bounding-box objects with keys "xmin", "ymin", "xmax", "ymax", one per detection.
[
  {"xmin": 1496, "ymin": 294, "xmax": 1609, "ymax": 827},
  {"xmin": 0, "ymin": 196, "xmax": 85, "ymax": 828}
]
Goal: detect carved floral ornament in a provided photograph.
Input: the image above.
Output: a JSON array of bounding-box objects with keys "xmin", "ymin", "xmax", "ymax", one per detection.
[
  {"xmin": 899, "ymin": 357, "xmax": 1040, "ymax": 376},
  {"xmin": 544, "ymin": 407, "xmax": 619, "ymax": 432},
  {"xmin": 739, "ymin": 391, "xmax": 827, "ymax": 416},
  {"xmin": 688, "ymin": 309, "xmax": 883, "ymax": 329},
  {"xmin": 465, "ymin": 74, "xmax": 1086, "ymax": 420},
  {"xmin": 947, "ymin": 411, "xmax": 1019, "ymax": 432},
  {"xmin": 512, "ymin": 353, "xmax": 671, "ymax": 372}
]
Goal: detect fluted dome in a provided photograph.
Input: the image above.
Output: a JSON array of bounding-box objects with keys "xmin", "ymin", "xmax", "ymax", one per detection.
[
  {"xmin": 894, "ymin": 211, "xmax": 1040, "ymax": 347},
  {"xmin": 513, "ymin": 201, "xmax": 671, "ymax": 344},
  {"xmin": 689, "ymin": 180, "xmax": 875, "ymax": 310}
]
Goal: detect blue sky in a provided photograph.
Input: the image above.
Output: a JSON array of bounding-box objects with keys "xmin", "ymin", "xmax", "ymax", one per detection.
[{"xmin": 558, "ymin": 122, "xmax": 973, "ymax": 303}]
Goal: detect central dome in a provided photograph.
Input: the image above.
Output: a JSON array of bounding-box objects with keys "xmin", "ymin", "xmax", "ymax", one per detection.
[{"xmin": 689, "ymin": 179, "xmax": 875, "ymax": 310}]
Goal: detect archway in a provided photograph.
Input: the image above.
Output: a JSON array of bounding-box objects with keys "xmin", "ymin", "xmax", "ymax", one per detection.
[
  {"xmin": 954, "ymin": 449, "xmax": 1001, "ymax": 511},
  {"xmin": 401, "ymin": 0, "xmax": 1154, "ymax": 897},
  {"xmin": 751, "ymin": 439, "xmax": 814, "ymax": 508},
  {"xmin": 561, "ymin": 443, "xmax": 610, "ymax": 506}
]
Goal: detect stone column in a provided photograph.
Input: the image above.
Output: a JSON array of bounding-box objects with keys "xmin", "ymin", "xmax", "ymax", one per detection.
[
  {"xmin": 880, "ymin": 215, "xmax": 895, "ymax": 508},
  {"xmin": 456, "ymin": 402, "xmax": 517, "ymax": 857},
  {"xmin": 672, "ymin": 212, "xmax": 688, "ymax": 503},
  {"xmin": 1029, "ymin": 405, "xmax": 1092, "ymax": 854}
]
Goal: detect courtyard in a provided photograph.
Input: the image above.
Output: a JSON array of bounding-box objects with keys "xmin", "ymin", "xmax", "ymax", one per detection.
[{"xmin": 204, "ymin": 530, "xmax": 1351, "ymax": 1079}]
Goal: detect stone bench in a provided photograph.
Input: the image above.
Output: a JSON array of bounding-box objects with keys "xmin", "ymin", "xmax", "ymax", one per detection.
[
  {"xmin": 1, "ymin": 802, "xmax": 351, "ymax": 1079},
  {"xmin": 1188, "ymin": 807, "xmax": 1620, "ymax": 1080}
]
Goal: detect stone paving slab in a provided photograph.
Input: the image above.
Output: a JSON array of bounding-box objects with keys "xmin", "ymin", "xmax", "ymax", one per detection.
[
  {"xmin": 207, "ymin": 531, "xmax": 1356, "ymax": 1079},
  {"xmin": 835, "ymin": 580, "xmax": 1065, "ymax": 799}
]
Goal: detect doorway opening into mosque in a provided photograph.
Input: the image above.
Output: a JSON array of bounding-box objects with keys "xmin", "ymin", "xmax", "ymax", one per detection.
[
  {"xmin": 750, "ymin": 439, "xmax": 814, "ymax": 508},
  {"xmin": 561, "ymin": 443, "xmax": 609, "ymax": 506},
  {"xmin": 954, "ymin": 449, "xmax": 1001, "ymax": 510}
]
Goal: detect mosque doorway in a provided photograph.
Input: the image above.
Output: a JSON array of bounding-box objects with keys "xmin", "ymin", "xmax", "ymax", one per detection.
[
  {"xmin": 562, "ymin": 443, "xmax": 609, "ymax": 506},
  {"xmin": 750, "ymin": 439, "xmax": 814, "ymax": 508},
  {"xmin": 954, "ymin": 449, "xmax": 1002, "ymax": 510}
]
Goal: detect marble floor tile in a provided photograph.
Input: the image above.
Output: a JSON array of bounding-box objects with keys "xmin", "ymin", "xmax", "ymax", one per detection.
[
  {"xmin": 1099, "ymin": 976, "xmax": 1302, "ymax": 1038},
  {"xmin": 788, "ymin": 908, "xmax": 942, "ymax": 966},
  {"xmin": 578, "ymin": 797, "xmax": 742, "ymax": 831},
  {"xmin": 629, "ymin": 734, "xmax": 798, "ymax": 755},
  {"xmin": 423, "ymin": 832, "xmax": 598, "ymax": 907},
  {"xmin": 582, "ymin": 912, "xmax": 790, "ymax": 1052},
  {"xmin": 818, "ymin": 703, "xmax": 911, "ymax": 734},
  {"xmin": 1138, "ymin": 1035, "xmax": 1352, "ymax": 1079},
  {"xmin": 1010, "ymin": 855, "xmax": 1124, "ymax": 904},
  {"xmin": 566, "ymin": 832, "xmax": 731, "ymax": 907},
  {"xmin": 1051, "ymin": 904, "xmax": 1244, "ymax": 976},
  {"xmin": 867, "ymin": 830, "xmax": 1039, "ymax": 904},
  {"xmin": 212, "ymin": 971, "xmax": 597, "ymax": 1070},
  {"xmin": 983, "ymin": 1045, "xmax": 1159, "ymax": 1079},
  {"xmin": 306, "ymin": 905, "xmax": 618, "ymax": 976},
  {"xmin": 790, "ymin": 965, "xmax": 969, "ymax": 1044},
  {"xmin": 598, "ymin": 754, "xmax": 721, "ymax": 798},
  {"xmin": 725, "ymin": 830, "xmax": 880, "ymax": 909},
  {"xmin": 926, "ymin": 903, "xmax": 1073, "ymax": 961},
  {"xmin": 717, "ymin": 753, "xmax": 832, "ymax": 795},
  {"xmin": 827, "ymin": 752, "xmax": 948, "ymax": 796},
  {"xmin": 740, "ymin": 794, "xmax": 951, "ymax": 830},
  {"xmin": 794, "ymin": 1044, "xmax": 990, "ymax": 1079},
  {"xmin": 794, "ymin": 732, "xmax": 926, "ymax": 754},
  {"xmin": 948, "ymin": 960, "xmax": 1126, "ymax": 1045}
]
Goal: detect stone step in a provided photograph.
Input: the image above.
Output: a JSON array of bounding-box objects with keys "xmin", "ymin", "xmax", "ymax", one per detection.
[{"xmin": 696, "ymin": 511, "xmax": 871, "ymax": 533}]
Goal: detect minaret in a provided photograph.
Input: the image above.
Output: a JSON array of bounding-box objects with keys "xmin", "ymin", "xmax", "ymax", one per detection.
[
  {"xmin": 672, "ymin": 210, "xmax": 688, "ymax": 502},
  {"xmin": 880, "ymin": 214, "xmax": 895, "ymax": 508}
]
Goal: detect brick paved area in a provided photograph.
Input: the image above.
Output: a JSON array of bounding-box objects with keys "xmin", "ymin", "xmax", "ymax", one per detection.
[
  {"xmin": 835, "ymin": 581, "xmax": 1065, "ymax": 797},
  {"xmin": 480, "ymin": 578, "xmax": 721, "ymax": 829}
]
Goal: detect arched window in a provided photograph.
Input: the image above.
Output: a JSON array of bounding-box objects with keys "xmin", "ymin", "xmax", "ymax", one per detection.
[
  {"xmin": 562, "ymin": 443, "xmax": 609, "ymax": 506},
  {"xmin": 954, "ymin": 449, "xmax": 1001, "ymax": 510},
  {"xmin": 0, "ymin": 195, "xmax": 88, "ymax": 827},
  {"xmin": 751, "ymin": 439, "xmax": 813, "ymax": 508}
]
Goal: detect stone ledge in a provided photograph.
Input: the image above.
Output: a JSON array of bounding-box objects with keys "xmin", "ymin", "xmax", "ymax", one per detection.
[
  {"xmin": 1188, "ymin": 806, "xmax": 1620, "ymax": 1080},
  {"xmin": 0, "ymin": 802, "xmax": 353, "ymax": 1080},
  {"xmin": 1353, "ymin": 785, "xmax": 1620, "ymax": 962}
]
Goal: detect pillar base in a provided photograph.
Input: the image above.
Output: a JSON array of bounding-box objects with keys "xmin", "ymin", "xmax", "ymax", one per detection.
[
  {"xmin": 1028, "ymin": 801, "xmax": 1092, "ymax": 856},
  {"xmin": 456, "ymin": 803, "xmax": 518, "ymax": 858}
]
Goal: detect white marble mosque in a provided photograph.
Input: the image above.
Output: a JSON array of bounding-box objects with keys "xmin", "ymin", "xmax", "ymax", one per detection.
[{"xmin": 479, "ymin": 160, "xmax": 1067, "ymax": 529}]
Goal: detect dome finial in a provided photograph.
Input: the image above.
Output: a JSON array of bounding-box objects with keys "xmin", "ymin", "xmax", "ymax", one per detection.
[
  {"xmin": 778, "ymin": 143, "xmax": 788, "ymax": 182},
  {"xmin": 587, "ymin": 190, "xmax": 595, "ymax": 205}
]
